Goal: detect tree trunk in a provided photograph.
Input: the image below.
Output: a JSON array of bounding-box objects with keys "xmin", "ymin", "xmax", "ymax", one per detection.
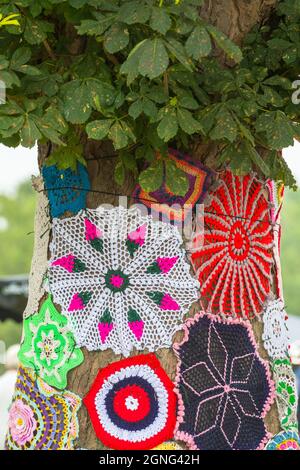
[{"xmin": 31, "ymin": 0, "xmax": 281, "ymax": 450}]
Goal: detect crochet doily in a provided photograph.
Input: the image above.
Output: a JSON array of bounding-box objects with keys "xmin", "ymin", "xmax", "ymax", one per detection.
[
  {"xmin": 42, "ymin": 163, "xmax": 90, "ymax": 218},
  {"xmin": 265, "ymin": 430, "xmax": 300, "ymax": 450},
  {"xmin": 5, "ymin": 367, "xmax": 81, "ymax": 450},
  {"xmin": 262, "ymin": 299, "xmax": 289, "ymax": 359},
  {"xmin": 191, "ymin": 171, "xmax": 274, "ymax": 318},
  {"xmin": 48, "ymin": 206, "xmax": 199, "ymax": 356},
  {"xmin": 272, "ymin": 359, "xmax": 298, "ymax": 431},
  {"xmin": 84, "ymin": 354, "xmax": 177, "ymax": 450},
  {"xmin": 18, "ymin": 296, "xmax": 84, "ymax": 390},
  {"xmin": 174, "ymin": 312, "xmax": 275, "ymax": 450},
  {"xmin": 132, "ymin": 148, "xmax": 212, "ymax": 224},
  {"xmin": 24, "ymin": 177, "xmax": 50, "ymax": 319}
]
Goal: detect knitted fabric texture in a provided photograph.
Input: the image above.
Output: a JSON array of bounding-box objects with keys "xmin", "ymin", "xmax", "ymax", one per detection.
[
  {"xmin": 174, "ymin": 312, "xmax": 274, "ymax": 450},
  {"xmin": 48, "ymin": 206, "xmax": 199, "ymax": 356},
  {"xmin": 5, "ymin": 367, "xmax": 81, "ymax": 450},
  {"xmin": 24, "ymin": 177, "xmax": 50, "ymax": 319},
  {"xmin": 191, "ymin": 171, "xmax": 274, "ymax": 318},
  {"xmin": 262, "ymin": 299, "xmax": 289, "ymax": 359},
  {"xmin": 18, "ymin": 296, "xmax": 84, "ymax": 390},
  {"xmin": 83, "ymin": 354, "xmax": 177, "ymax": 450},
  {"xmin": 42, "ymin": 163, "xmax": 90, "ymax": 218},
  {"xmin": 132, "ymin": 149, "xmax": 212, "ymax": 224},
  {"xmin": 272, "ymin": 359, "xmax": 298, "ymax": 431},
  {"xmin": 265, "ymin": 430, "xmax": 300, "ymax": 450}
]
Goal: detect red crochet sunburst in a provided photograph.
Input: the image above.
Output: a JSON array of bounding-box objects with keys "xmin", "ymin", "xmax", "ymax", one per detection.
[
  {"xmin": 84, "ymin": 354, "xmax": 177, "ymax": 450},
  {"xmin": 192, "ymin": 171, "xmax": 274, "ymax": 318}
]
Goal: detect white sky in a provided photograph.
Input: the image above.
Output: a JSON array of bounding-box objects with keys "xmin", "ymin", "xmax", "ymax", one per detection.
[{"xmin": 0, "ymin": 141, "xmax": 299, "ymax": 195}]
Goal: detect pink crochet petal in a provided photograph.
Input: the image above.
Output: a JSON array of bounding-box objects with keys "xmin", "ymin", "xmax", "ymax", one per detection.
[
  {"xmin": 98, "ymin": 322, "xmax": 113, "ymax": 344},
  {"xmin": 85, "ymin": 218, "xmax": 103, "ymax": 241},
  {"xmin": 156, "ymin": 256, "xmax": 179, "ymax": 273},
  {"xmin": 68, "ymin": 293, "xmax": 84, "ymax": 311},
  {"xmin": 52, "ymin": 255, "xmax": 75, "ymax": 273},
  {"xmin": 128, "ymin": 320, "xmax": 144, "ymax": 341},
  {"xmin": 160, "ymin": 293, "xmax": 180, "ymax": 311},
  {"xmin": 127, "ymin": 223, "xmax": 147, "ymax": 246}
]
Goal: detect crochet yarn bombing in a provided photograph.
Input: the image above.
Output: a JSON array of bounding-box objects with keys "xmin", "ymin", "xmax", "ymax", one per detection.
[
  {"xmin": 48, "ymin": 206, "xmax": 199, "ymax": 356},
  {"xmin": 5, "ymin": 367, "xmax": 81, "ymax": 450},
  {"xmin": 84, "ymin": 354, "xmax": 177, "ymax": 450},
  {"xmin": 174, "ymin": 312, "xmax": 275, "ymax": 450},
  {"xmin": 42, "ymin": 163, "xmax": 90, "ymax": 218},
  {"xmin": 262, "ymin": 299, "xmax": 289, "ymax": 359},
  {"xmin": 132, "ymin": 148, "xmax": 212, "ymax": 224},
  {"xmin": 18, "ymin": 296, "xmax": 84, "ymax": 390},
  {"xmin": 192, "ymin": 171, "xmax": 274, "ymax": 319}
]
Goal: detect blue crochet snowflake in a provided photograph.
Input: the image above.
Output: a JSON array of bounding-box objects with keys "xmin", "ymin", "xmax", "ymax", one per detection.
[{"xmin": 42, "ymin": 163, "xmax": 90, "ymax": 218}]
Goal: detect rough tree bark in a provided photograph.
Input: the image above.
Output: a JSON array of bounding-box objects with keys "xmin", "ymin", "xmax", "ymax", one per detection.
[{"xmin": 33, "ymin": 0, "xmax": 281, "ymax": 449}]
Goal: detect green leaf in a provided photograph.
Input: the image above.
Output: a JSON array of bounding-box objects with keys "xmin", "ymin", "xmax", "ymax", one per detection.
[
  {"xmin": 207, "ymin": 25, "xmax": 243, "ymax": 63},
  {"xmin": 138, "ymin": 39, "xmax": 169, "ymax": 80},
  {"xmin": 86, "ymin": 79, "xmax": 116, "ymax": 110},
  {"xmin": 20, "ymin": 116, "xmax": 41, "ymax": 148},
  {"xmin": 255, "ymin": 111, "xmax": 295, "ymax": 149},
  {"xmin": 246, "ymin": 142, "xmax": 270, "ymax": 177},
  {"xmin": 24, "ymin": 18, "xmax": 54, "ymax": 45},
  {"xmin": 104, "ymin": 23, "xmax": 129, "ymax": 54},
  {"xmin": 177, "ymin": 107, "xmax": 202, "ymax": 134},
  {"xmin": 10, "ymin": 47, "xmax": 31, "ymax": 69},
  {"xmin": 109, "ymin": 121, "xmax": 129, "ymax": 149},
  {"xmin": 118, "ymin": 1, "xmax": 151, "ymax": 25},
  {"xmin": 46, "ymin": 144, "xmax": 86, "ymax": 171},
  {"xmin": 165, "ymin": 160, "xmax": 189, "ymax": 196},
  {"xmin": 86, "ymin": 119, "xmax": 113, "ymax": 140},
  {"xmin": 120, "ymin": 39, "xmax": 148, "ymax": 85},
  {"xmin": 157, "ymin": 108, "xmax": 178, "ymax": 142},
  {"xmin": 165, "ymin": 38, "xmax": 194, "ymax": 71},
  {"xmin": 150, "ymin": 7, "xmax": 171, "ymax": 35},
  {"xmin": 139, "ymin": 160, "xmax": 164, "ymax": 193},
  {"xmin": 76, "ymin": 15, "xmax": 114, "ymax": 36},
  {"xmin": 62, "ymin": 80, "xmax": 91, "ymax": 124},
  {"xmin": 186, "ymin": 26, "xmax": 212, "ymax": 60},
  {"xmin": 128, "ymin": 99, "xmax": 143, "ymax": 119},
  {"xmin": 114, "ymin": 160, "xmax": 125, "ymax": 186},
  {"xmin": 209, "ymin": 108, "xmax": 238, "ymax": 143}
]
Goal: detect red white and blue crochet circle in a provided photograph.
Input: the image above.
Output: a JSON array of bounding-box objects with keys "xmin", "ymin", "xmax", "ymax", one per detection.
[{"xmin": 84, "ymin": 354, "xmax": 176, "ymax": 450}]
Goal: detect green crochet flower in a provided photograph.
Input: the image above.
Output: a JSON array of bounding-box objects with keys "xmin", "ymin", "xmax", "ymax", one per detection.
[{"xmin": 18, "ymin": 296, "xmax": 83, "ymax": 390}]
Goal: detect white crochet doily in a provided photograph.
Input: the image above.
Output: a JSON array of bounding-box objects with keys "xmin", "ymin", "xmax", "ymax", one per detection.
[
  {"xmin": 48, "ymin": 206, "xmax": 199, "ymax": 356},
  {"xmin": 272, "ymin": 360, "xmax": 298, "ymax": 431},
  {"xmin": 262, "ymin": 299, "xmax": 289, "ymax": 359},
  {"xmin": 24, "ymin": 177, "xmax": 51, "ymax": 319}
]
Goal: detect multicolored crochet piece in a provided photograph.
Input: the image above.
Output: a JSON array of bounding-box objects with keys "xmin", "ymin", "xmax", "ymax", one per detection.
[
  {"xmin": 5, "ymin": 367, "xmax": 81, "ymax": 450},
  {"xmin": 174, "ymin": 312, "xmax": 275, "ymax": 450},
  {"xmin": 132, "ymin": 149, "xmax": 212, "ymax": 224},
  {"xmin": 84, "ymin": 354, "xmax": 177, "ymax": 450},
  {"xmin": 48, "ymin": 206, "xmax": 199, "ymax": 356},
  {"xmin": 192, "ymin": 171, "xmax": 274, "ymax": 318},
  {"xmin": 42, "ymin": 163, "xmax": 90, "ymax": 218},
  {"xmin": 265, "ymin": 430, "xmax": 300, "ymax": 450},
  {"xmin": 18, "ymin": 296, "xmax": 84, "ymax": 390},
  {"xmin": 262, "ymin": 299, "xmax": 289, "ymax": 360},
  {"xmin": 272, "ymin": 359, "xmax": 298, "ymax": 431}
]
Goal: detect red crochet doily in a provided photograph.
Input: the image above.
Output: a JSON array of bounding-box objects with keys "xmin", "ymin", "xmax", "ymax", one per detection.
[
  {"xmin": 84, "ymin": 354, "xmax": 177, "ymax": 450},
  {"xmin": 192, "ymin": 171, "xmax": 274, "ymax": 318}
]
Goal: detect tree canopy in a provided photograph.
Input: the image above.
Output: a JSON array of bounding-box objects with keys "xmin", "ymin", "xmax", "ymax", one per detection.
[{"xmin": 0, "ymin": 0, "xmax": 299, "ymax": 194}]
